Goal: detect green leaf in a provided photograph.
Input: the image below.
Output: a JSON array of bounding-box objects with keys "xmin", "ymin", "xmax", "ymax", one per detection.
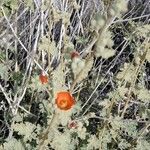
[
  {"xmin": 0, "ymin": 63, "xmax": 8, "ymax": 80},
  {"xmin": 3, "ymin": 138, "xmax": 25, "ymax": 150}
]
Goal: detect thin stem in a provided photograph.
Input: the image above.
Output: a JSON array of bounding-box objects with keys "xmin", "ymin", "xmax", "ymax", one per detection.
[{"xmin": 38, "ymin": 112, "xmax": 58, "ymax": 150}]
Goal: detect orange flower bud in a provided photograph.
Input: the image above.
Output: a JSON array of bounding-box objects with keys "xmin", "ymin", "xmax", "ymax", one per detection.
[
  {"xmin": 39, "ymin": 72, "xmax": 48, "ymax": 84},
  {"xmin": 71, "ymin": 51, "xmax": 80, "ymax": 59},
  {"xmin": 68, "ymin": 120, "xmax": 78, "ymax": 129},
  {"xmin": 56, "ymin": 92, "xmax": 75, "ymax": 110}
]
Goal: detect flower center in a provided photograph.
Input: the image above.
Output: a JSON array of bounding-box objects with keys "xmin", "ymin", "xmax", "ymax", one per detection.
[{"xmin": 59, "ymin": 99, "xmax": 68, "ymax": 108}]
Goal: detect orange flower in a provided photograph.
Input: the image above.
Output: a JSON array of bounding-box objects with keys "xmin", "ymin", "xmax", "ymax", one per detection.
[
  {"xmin": 39, "ymin": 72, "xmax": 48, "ymax": 84},
  {"xmin": 56, "ymin": 92, "xmax": 75, "ymax": 110},
  {"xmin": 71, "ymin": 51, "xmax": 80, "ymax": 59}
]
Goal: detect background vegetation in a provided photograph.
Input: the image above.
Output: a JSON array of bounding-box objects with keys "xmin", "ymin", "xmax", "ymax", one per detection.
[{"xmin": 0, "ymin": 0, "xmax": 150, "ymax": 149}]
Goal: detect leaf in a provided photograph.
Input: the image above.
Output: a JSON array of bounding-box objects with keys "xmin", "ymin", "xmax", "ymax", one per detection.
[
  {"xmin": 87, "ymin": 135, "xmax": 99, "ymax": 150},
  {"xmin": 80, "ymin": 57, "xmax": 93, "ymax": 81},
  {"xmin": 57, "ymin": 109, "xmax": 73, "ymax": 126},
  {"xmin": 100, "ymin": 130, "xmax": 112, "ymax": 150},
  {"xmin": 3, "ymin": 138, "xmax": 24, "ymax": 150},
  {"xmin": 12, "ymin": 114, "xmax": 23, "ymax": 122},
  {"xmin": 135, "ymin": 24, "xmax": 150, "ymax": 38},
  {"xmin": 39, "ymin": 37, "xmax": 57, "ymax": 56},
  {"xmin": 12, "ymin": 122, "xmax": 36, "ymax": 141},
  {"xmin": 137, "ymin": 88, "xmax": 150, "ymax": 103},
  {"xmin": 0, "ymin": 63, "xmax": 8, "ymax": 80},
  {"xmin": 118, "ymin": 139, "xmax": 131, "ymax": 150},
  {"xmin": 77, "ymin": 127, "xmax": 87, "ymax": 140},
  {"xmin": 116, "ymin": 63, "xmax": 135, "ymax": 83},
  {"xmin": 51, "ymin": 130, "xmax": 75, "ymax": 150},
  {"xmin": 95, "ymin": 48, "xmax": 115, "ymax": 59},
  {"xmin": 136, "ymin": 139, "xmax": 150, "ymax": 150},
  {"xmin": 95, "ymin": 30, "xmax": 115, "ymax": 59},
  {"xmin": 0, "ymin": 51, "xmax": 5, "ymax": 60},
  {"xmin": 25, "ymin": 0, "xmax": 34, "ymax": 10},
  {"xmin": 52, "ymin": 64, "xmax": 67, "ymax": 98},
  {"xmin": 76, "ymin": 36, "xmax": 88, "ymax": 45},
  {"xmin": 122, "ymin": 120, "xmax": 137, "ymax": 137},
  {"xmin": 72, "ymin": 57, "xmax": 93, "ymax": 83},
  {"xmin": 111, "ymin": 117, "xmax": 137, "ymax": 137},
  {"xmin": 117, "ymin": 85, "xmax": 128, "ymax": 98}
]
